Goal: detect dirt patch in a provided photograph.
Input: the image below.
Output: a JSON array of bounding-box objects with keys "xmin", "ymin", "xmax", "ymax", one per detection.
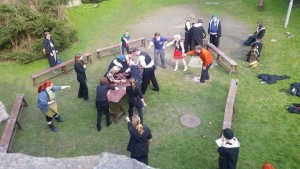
[{"xmin": 127, "ymin": 4, "xmax": 250, "ymax": 65}]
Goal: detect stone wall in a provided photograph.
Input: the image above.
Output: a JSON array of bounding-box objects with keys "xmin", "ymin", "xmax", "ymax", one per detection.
[{"xmin": 0, "ymin": 152, "xmax": 154, "ymax": 169}]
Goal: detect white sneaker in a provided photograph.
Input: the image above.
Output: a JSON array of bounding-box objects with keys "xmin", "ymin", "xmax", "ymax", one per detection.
[
  {"xmin": 174, "ymin": 67, "xmax": 178, "ymax": 71},
  {"xmin": 183, "ymin": 68, "xmax": 188, "ymax": 71}
]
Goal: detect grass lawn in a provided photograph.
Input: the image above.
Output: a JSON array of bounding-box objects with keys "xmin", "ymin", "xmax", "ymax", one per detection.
[{"xmin": 0, "ymin": 0, "xmax": 299, "ymax": 168}]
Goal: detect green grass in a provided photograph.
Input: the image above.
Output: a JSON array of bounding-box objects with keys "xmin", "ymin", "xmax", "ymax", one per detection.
[{"xmin": 0, "ymin": 0, "xmax": 300, "ymax": 168}]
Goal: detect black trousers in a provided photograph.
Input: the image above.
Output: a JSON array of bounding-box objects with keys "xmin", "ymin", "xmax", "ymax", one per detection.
[
  {"xmin": 78, "ymin": 80, "xmax": 89, "ymax": 100},
  {"xmin": 131, "ymin": 154, "xmax": 148, "ymax": 165},
  {"xmin": 200, "ymin": 64, "xmax": 212, "ymax": 83},
  {"xmin": 243, "ymin": 35, "xmax": 256, "ymax": 46},
  {"xmin": 184, "ymin": 32, "xmax": 190, "ymax": 52},
  {"xmin": 96, "ymin": 100, "xmax": 111, "ymax": 127},
  {"xmin": 47, "ymin": 54, "xmax": 57, "ymax": 67},
  {"xmin": 121, "ymin": 42, "xmax": 130, "ymax": 55},
  {"xmin": 141, "ymin": 67, "xmax": 159, "ymax": 94},
  {"xmin": 128, "ymin": 100, "xmax": 143, "ymax": 123},
  {"xmin": 210, "ymin": 34, "xmax": 220, "ymax": 47}
]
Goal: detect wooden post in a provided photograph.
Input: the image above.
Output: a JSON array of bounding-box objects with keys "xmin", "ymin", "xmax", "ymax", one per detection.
[{"xmin": 284, "ymin": 0, "xmax": 293, "ymax": 28}]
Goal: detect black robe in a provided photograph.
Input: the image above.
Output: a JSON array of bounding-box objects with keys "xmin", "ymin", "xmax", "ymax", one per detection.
[{"xmin": 189, "ymin": 23, "xmax": 206, "ymax": 50}]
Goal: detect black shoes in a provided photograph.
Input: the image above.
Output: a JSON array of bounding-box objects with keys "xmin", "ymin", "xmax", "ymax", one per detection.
[
  {"xmin": 96, "ymin": 124, "xmax": 102, "ymax": 132},
  {"xmin": 55, "ymin": 115, "xmax": 64, "ymax": 122},
  {"xmin": 107, "ymin": 121, "xmax": 112, "ymax": 127},
  {"xmin": 48, "ymin": 123, "xmax": 58, "ymax": 132},
  {"xmin": 152, "ymin": 88, "xmax": 159, "ymax": 92}
]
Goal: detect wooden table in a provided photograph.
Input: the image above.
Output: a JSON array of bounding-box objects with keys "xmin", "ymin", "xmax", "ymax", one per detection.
[{"xmin": 107, "ymin": 82, "xmax": 129, "ymax": 123}]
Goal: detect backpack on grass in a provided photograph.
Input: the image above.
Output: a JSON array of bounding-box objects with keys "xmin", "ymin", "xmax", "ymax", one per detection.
[
  {"xmin": 287, "ymin": 104, "xmax": 300, "ymax": 114},
  {"xmin": 289, "ymin": 82, "xmax": 300, "ymax": 97}
]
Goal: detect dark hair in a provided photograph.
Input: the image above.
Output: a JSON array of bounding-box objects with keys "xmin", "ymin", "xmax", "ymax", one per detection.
[
  {"xmin": 195, "ymin": 45, "xmax": 203, "ymax": 50},
  {"xmin": 100, "ymin": 76, "xmax": 109, "ymax": 85},
  {"xmin": 128, "ymin": 51, "xmax": 133, "ymax": 55},
  {"xmin": 257, "ymin": 21, "xmax": 263, "ymax": 27},
  {"xmin": 132, "ymin": 48, "xmax": 140, "ymax": 52},
  {"xmin": 154, "ymin": 32, "xmax": 160, "ymax": 37},
  {"xmin": 38, "ymin": 80, "xmax": 53, "ymax": 93}
]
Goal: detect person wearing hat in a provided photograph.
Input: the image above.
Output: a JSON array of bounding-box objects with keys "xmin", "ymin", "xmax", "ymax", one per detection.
[
  {"xmin": 74, "ymin": 54, "xmax": 91, "ymax": 102},
  {"xmin": 208, "ymin": 15, "xmax": 222, "ymax": 47},
  {"xmin": 218, "ymin": 128, "xmax": 240, "ymax": 169},
  {"xmin": 184, "ymin": 15, "xmax": 195, "ymax": 52},
  {"xmin": 189, "ymin": 19, "xmax": 206, "ymax": 50}
]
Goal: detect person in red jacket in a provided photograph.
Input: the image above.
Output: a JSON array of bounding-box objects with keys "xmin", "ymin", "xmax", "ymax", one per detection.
[{"xmin": 184, "ymin": 45, "xmax": 214, "ymax": 84}]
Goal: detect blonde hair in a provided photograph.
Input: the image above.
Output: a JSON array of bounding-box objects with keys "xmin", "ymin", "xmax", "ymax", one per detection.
[
  {"xmin": 132, "ymin": 115, "xmax": 144, "ymax": 135},
  {"xmin": 174, "ymin": 34, "xmax": 181, "ymax": 41}
]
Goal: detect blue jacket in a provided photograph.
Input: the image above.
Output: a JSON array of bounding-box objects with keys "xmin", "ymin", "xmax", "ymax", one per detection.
[{"xmin": 37, "ymin": 86, "xmax": 61, "ymax": 113}]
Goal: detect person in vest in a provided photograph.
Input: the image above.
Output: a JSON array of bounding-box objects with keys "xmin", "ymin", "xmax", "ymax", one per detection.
[
  {"xmin": 165, "ymin": 34, "xmax": 188, "ymax": 71},
  {"xmin": 189, "ymin": 19, "xmax": 207, "ymax": 50},
  {"xmin": 121, "ymin": 31, "xmax": 131, "ymax": 55},
  {"xmin": 126, "ymin": 115, "xmax": 152, "ymax": 165},
  {"xmin": 107, "ymin": 55, "xmax": 130, "ymax": 74},
  {"xmin": 95, "ymin": 77, "xmax": 119, "ymax": 131},
  {"xmin": 37, "ymin": 81, "xmax": 71, "ymax": 132},
  {"xmin": 184, "ymin": 15, "xmax": 195, "ymax": 52},
  {"xmin": 243, "ymin": 21, "xmax": 265, "ymax": 46},
  {"xmin": 130, "ymin": 65, "xmax": 143, "ymax": 87},
  {"xmin": 184, "ymin": 45, "xmax": 214, "ymax": 84},
  {"xmin": 208, "ymin": 15, "xmax": 222, "ymax": 47},
  {"xmin": 132, "ymin": 48, "xmax": 159, "ymax": 94},
  {"xmin": 74, "ymin": 54, "xmax": 90, "ymax": 102},
  {"xmin": 148, "ymin": 32, "xmax": 168, "ymax": 69},
  {"xmin": 218, "ymin": 128, "xmax": 240, "ymax": 169},
  {"xmin": 126, "ymin": 78, "xmax": 147, "ymax": 123},
  {"xmin": 43, "ymin": 32, "xmax": 58, "ymax": 70}
]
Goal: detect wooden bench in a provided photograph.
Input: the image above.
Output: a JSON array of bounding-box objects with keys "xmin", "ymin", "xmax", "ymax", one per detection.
[
  {"xmin": 96, "ymin": 37, "xmax": 146, "ymax": 59},
  {"xmin": 222, "ymin": 79, "xmax": 239, "ymax": 131},
  {"xmin": 0, "ymin": 94, "xmax": 28, "ymax": 153},
  {"xmin": 31, "ymin": 52, "xmax": 93, "ymax": 86},
  {"xmin": 259, "ymin": 0, "xmax": 264, "ymax": 11},
  {"xmin": 207, "ymin": 42, "xmax": 238, "ymax": 75}
]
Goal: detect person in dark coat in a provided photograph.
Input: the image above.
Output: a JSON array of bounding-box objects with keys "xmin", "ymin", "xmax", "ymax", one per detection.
[
  {"xmin": 74, "ymin": 54, "xmax": 90, "ymax": 101},
  {"xmin": 189, "ymin": 19, "xmax": 206, "ymax": 50},
  {"xmin": 43, "ymin": 32, "xmax": 58, "ymax": 68},
  {"xmin": 126, "ymin": 78, "xmax": 147, "ymax": 123},
  {"xmin": 184, "ymin": 15, "xmax": 195, "ymax": 52},
  {"xmin": 243, "ymin": 21, "xmax": 265, "ymax": 46},
  {"xmin": 95, "ymin": 77, "xmax": 119, "ymax": 131},
  {"xmin": 208, "ymin": 15, "xmax": 222, "ymax": 47},
  {"xmin": 132, "ymin": 48, "xmax": 159, "ymax": 95},
  {"xmin": 130, "ymin": 65, "xmax": 143, "ymax": 87},
  {"xmin": 217, "ymin": 128, "xmax": 240, "ymax": 169},
  {"xmin": 126, "ymin": 115, "xmax": 152, "ymax": 165}
]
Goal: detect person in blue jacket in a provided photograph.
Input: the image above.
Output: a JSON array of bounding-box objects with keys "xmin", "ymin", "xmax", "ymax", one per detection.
[{"xmin": 37, "ymin": 80, "xmax": 71, "ymax": 132}]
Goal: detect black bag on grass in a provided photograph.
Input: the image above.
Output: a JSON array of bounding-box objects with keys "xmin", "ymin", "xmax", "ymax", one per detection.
[
  {"xmin": 290, "ymin": 82, "xmax": 300, "ymax": 97},
  {"xmin": 287, "ymin": 104, "xmax": 300, "ymax": 114}
]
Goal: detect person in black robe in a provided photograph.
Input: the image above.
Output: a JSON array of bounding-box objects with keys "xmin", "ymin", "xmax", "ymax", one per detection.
[
  {"xmin": 243, "ymin": 21, "xmax": 265, "ymax": 46},
  {"xmin": 189, "ymin": 19, "xmax": 206, "ymax": 50},
  {"xmin": 74, "ymin": 54, "xmax": 90, "ymax": 101}
]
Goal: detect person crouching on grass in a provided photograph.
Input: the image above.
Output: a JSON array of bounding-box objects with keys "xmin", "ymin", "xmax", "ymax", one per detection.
[
  {"xmin": 125, "ymin": 78, "xmax": 147, "ymax": 123},
  {"xmin": 126, "ymin": 115, "xmax": 152, "ymax": 165},
  {"xmin": 95, "ymin": 77, "xmax": 119, "ymax": 131},
  {"xmin": 184, "ymin": 45, "xmax": 214, "ymax": 84},
  {"xmin": 37, "ymin": 80, "xmax": 71, "ymax": 132},
  {"xmin": 165, "ymin": 34, "xmax": 188, "ymax": 71}
]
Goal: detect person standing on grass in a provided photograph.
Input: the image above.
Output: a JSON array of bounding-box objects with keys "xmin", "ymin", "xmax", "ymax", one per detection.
[
  {"xmin": 217, "ymin": 128, "xmax": 240, "ymax": 169},
  {"xmin": 208, "ymin": 15, "xmax": 222, "ymax": 47},
  {"xmin": 74, "ymin": 54, "xmax": 91, "ymax": 102},
  {"xmin": 43, "ymin": 32, "xmax": 58, "ymax": 70},
  {"xmin": 184, "ymin": 45, "xmax": 213, "ymax": 84},
  {"xmin": 165, "ymin": 34, "xmax": 188, "ymax": 71},
  {"xmin": 126, "ymin": 78, "xmax": 147, "ymax": 123},
  {"xmin": 95, "ymin": 77, "xmax": 119, "ymax": 131},
  {"xmin": 148, "ymin": 32, "xmax": 168, "ymax": 69},
  {"xmin": 37, "ymin": 80, "xmax": 71, "ymax": 132},
  {"xmin": 184, "ymin": 15, "xmax": 195, "ymax": 52},
  {"xmin": 126, "ymin": 115, "xmax": 152, "ymax": 165},
  {"xmin": 189, "ymin": 19, "xmax": 206, "ymax": 50},
  {"xmin": 133, "ymin": 48, "xmax": 159, "ymax": 94},
  {"xmin": 121, "ymin": 31, "xmax": 131, "ymax": 55}
]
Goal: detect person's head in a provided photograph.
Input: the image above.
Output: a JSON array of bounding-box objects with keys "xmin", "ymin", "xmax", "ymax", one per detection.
[
  {"xmin": 127, "ymin": 51, "xmax": 134, "ymax": 58},
  {"xmin": 189, "ymin": 15, "xmax": 195, "ymax": 21},
  {"xmin": 100, "ymin": 76, "xmax": 109, "ymax": 85},
  {"xmin": 38, "ymin": 80, "xmax": 53, "ymax": 93},
  {"xmin": 195, "ymin": 45, "xmax": 203, "ymax": 53},
  {"xmin": 257, "ymin": 21, "xmax": 263, "ymax": 28},
  {"xmin": 44, "ymin": 32, "xmax": 50, "ymax": 39},
  {"xmin": 212, "ymin": 15, "xmax": 218, "ymax": 22},
  {"xmin": 118, "ymin": 55, "xmax": 126, "ymax": 62},
  {"xmin": 154, "ymin": 32, "xmax": 160, "ymax": 40},
  {"xmin": 174, "ymin": 34, "xmax": 181, "ymax": 41},
  {"xmin": 198, "ymin": 19, "xmax": 203, "ymax": 24},
  {"xmin": 223, "ymin": 128, "xmax": 234, "ymax": 140},
  {"xmin": 132, "ymin": 48, "xmax": 140, "ymax": 56},
  {"xmin": 129, "ymin": 78, "xmax": 136, "ymax": 89},
  {"xmin": 124, "ymin": 31, "xmax": 129, "ymax": 37},
  {"xmin": 74, "ymin": 53, "xmax": 83, "ymax": 64},
  {"xmin": 132, "ymin": 115, "xmax": 144, "ymax": 135}
]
